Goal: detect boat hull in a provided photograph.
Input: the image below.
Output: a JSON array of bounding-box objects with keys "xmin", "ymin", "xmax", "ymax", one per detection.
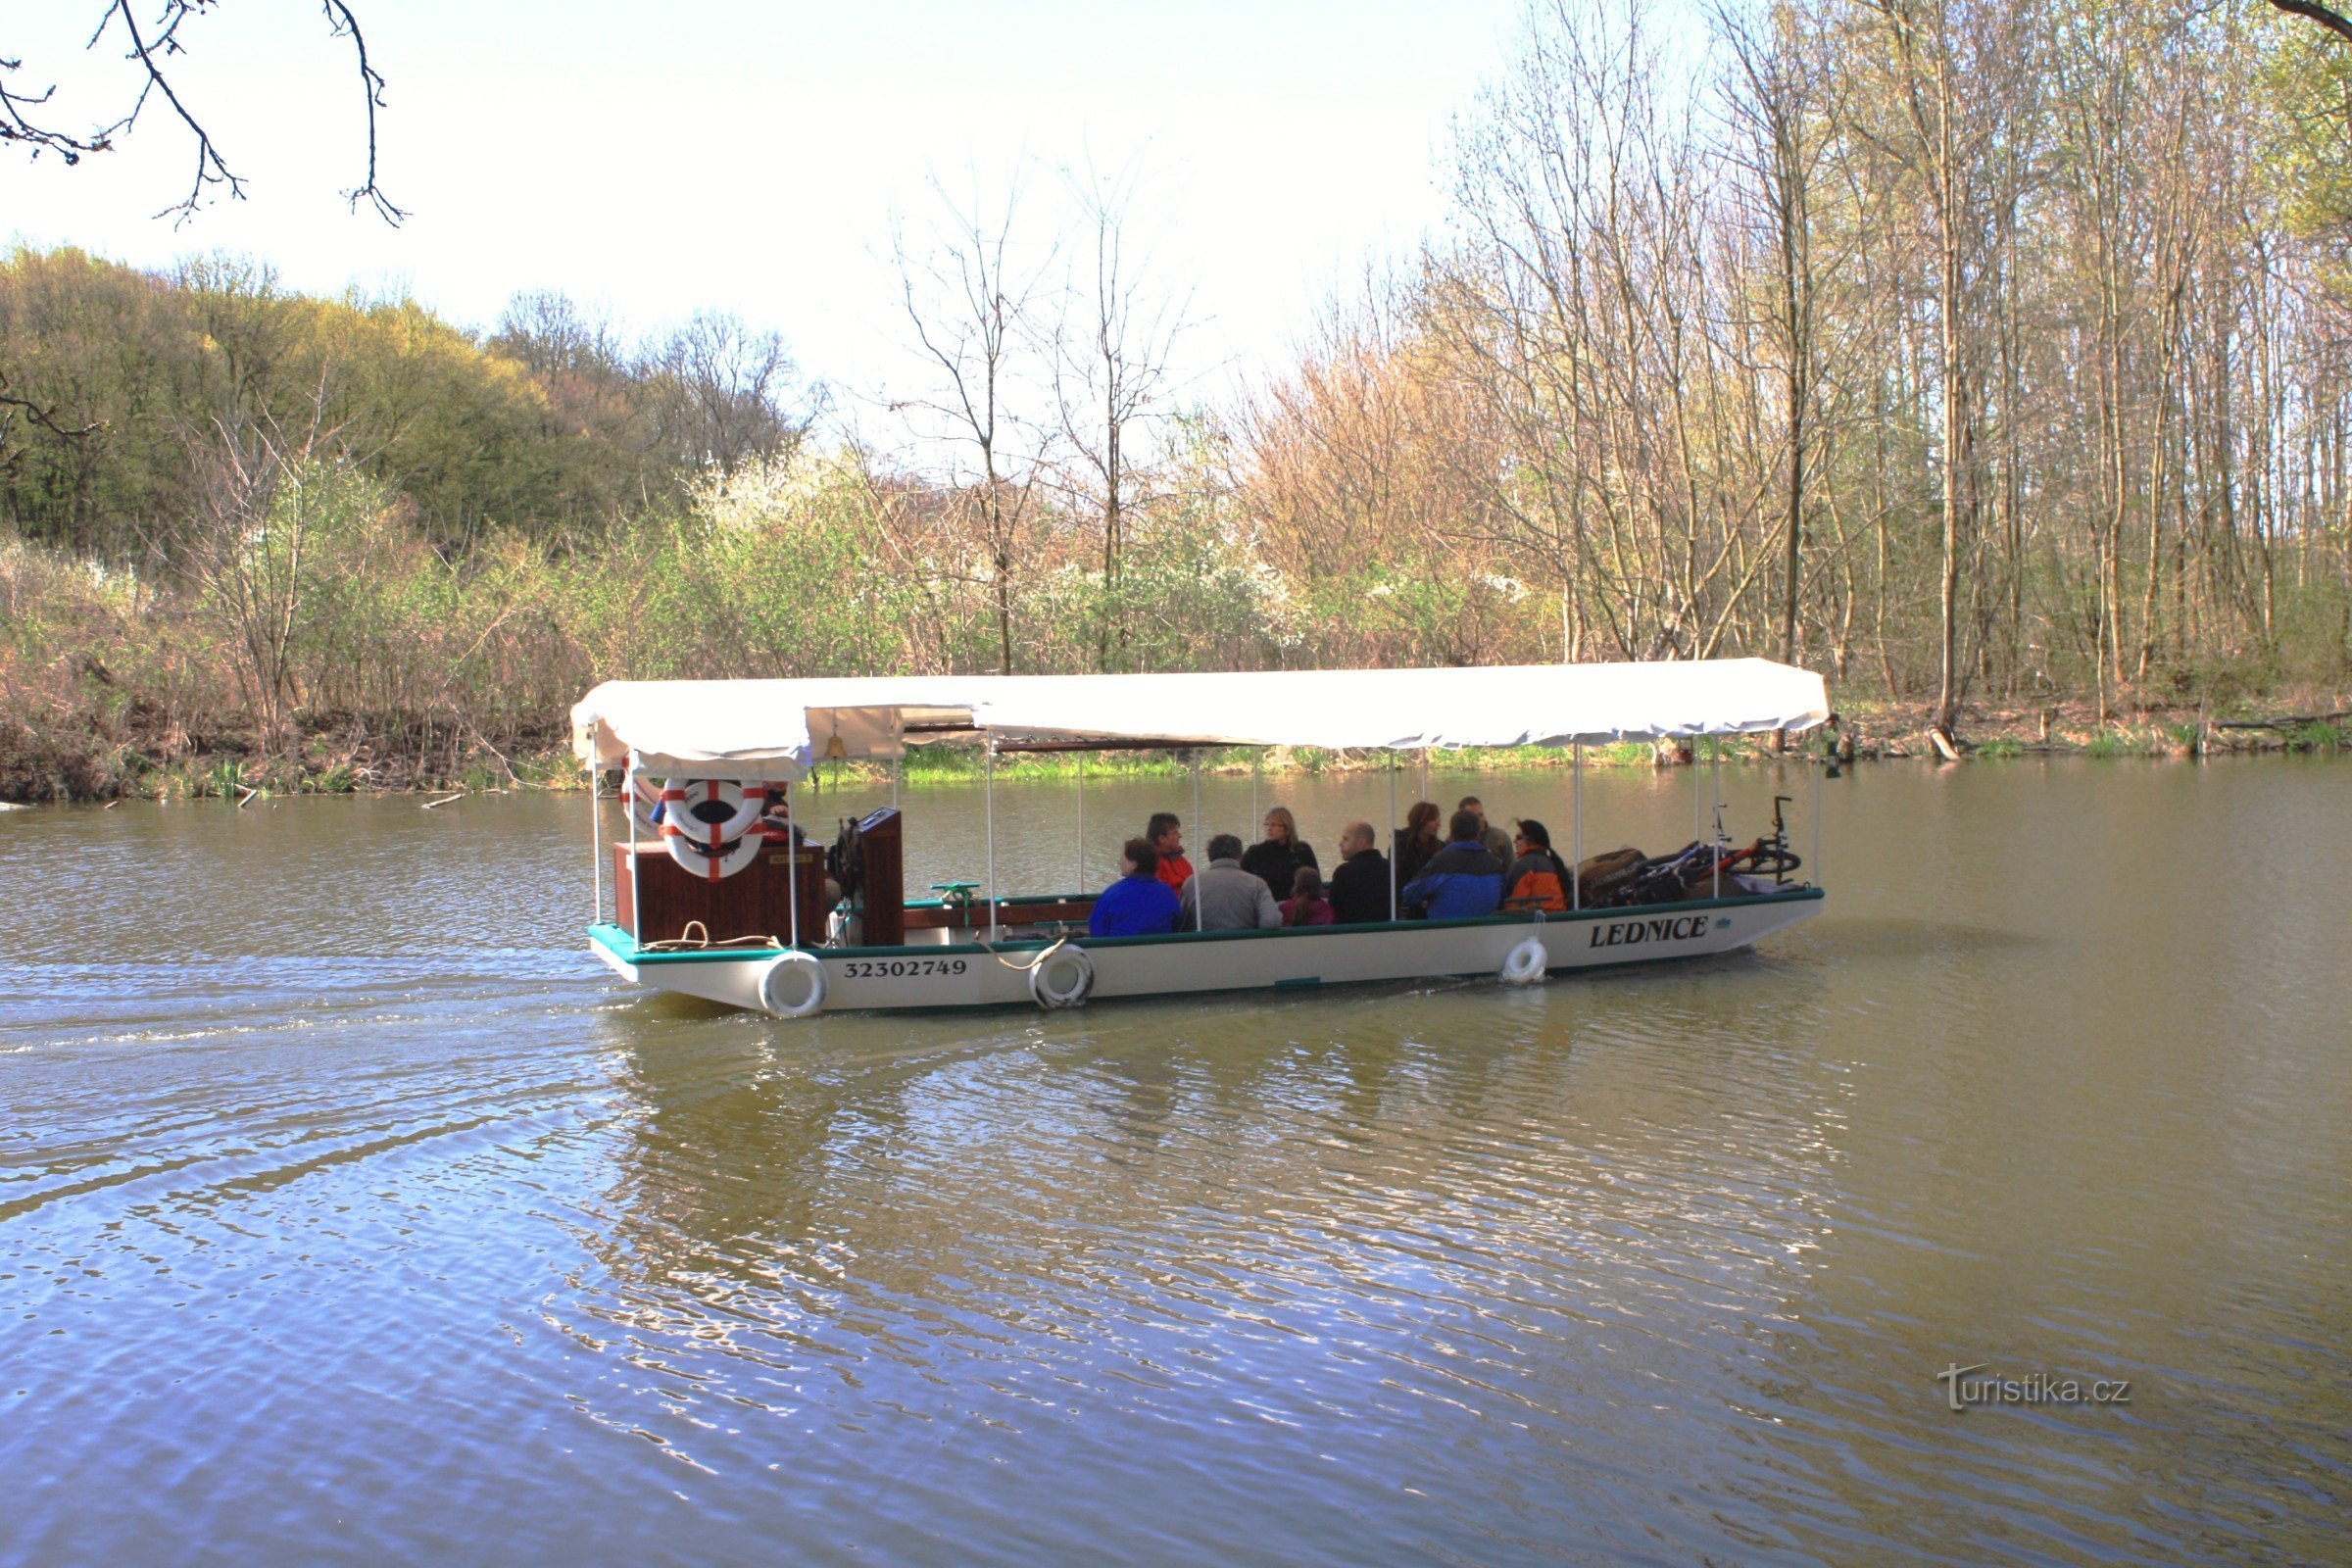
[{"xmin": 588, "ymin": 887, "xmax": 1824, "ymax": 1015}]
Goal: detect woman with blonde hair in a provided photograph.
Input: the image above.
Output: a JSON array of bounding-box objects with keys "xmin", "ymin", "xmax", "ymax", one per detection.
[{"xmin": 1241, "ymin": 804, "xmax": 1318, "ymax": 900}]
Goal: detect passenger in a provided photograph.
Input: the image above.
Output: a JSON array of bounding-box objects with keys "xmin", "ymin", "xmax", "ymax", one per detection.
[
  {"xmin": 1280, "ymin": 865, "xmax": 1336, "ymax": 927},
  {"xmin": 1240, "ymin": 805, "xmax": 1318, "ymax": 901},
  {"xmin": 1400, "ymin": 809, "xmax": 1506, "ymax": 919},
  {"xmin": 756, "ymin": 794, "xmax": 808, "ymax": 845},
  {"xmin": 1457, "ymin": 795, "xmax": 1514, "ymax": 864},
  {"xmin": 1146, "ymin": 811, "xmax": 1194, "ymax": 892},
  {"xmin": 1504, "ymin": 818, "xmax": 1572, "ymax": 913},
  {"xmin": 1179, "ymin": 833, "xmax": 1282, "ymax": 931},
  {"xmin": 1090, "ymin": 837, "xmax": 1182, "ymax": 937},
  {"xmin": 1326, "ymin": 820, "xmax": 1393, "ymax": 924},
  {"xmin": 756, "ymin": 796, "xmax": 841, "ymax": 903},
  {"xmin": 1394, "ymin": 801, "xmax": 1444, "ymax": 890}
]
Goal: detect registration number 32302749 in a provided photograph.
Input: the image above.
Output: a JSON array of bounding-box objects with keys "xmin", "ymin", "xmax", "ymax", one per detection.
[{"xmin": 839, "ymin": 958, "xmax": 971, "ymax": 979}]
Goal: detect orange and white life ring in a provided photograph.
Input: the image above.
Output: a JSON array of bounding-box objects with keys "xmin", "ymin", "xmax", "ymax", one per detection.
[{"xmin": 659, "ymin": 778, "xmax": 767, "ymax": 846}]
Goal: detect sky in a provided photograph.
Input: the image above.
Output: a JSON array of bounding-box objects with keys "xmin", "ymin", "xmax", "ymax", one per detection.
[{"xmin": 4, "ymin": 0, "xmax": 1533, "ymax": 417}]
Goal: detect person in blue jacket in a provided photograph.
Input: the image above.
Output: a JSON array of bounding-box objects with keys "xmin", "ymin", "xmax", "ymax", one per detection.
[
  {"xmin": 1400, "ymin": 809, "xmax": 1506, "ymax": 919},
  {"xmin": 1090, "ymin": 837, "xmax": 1183, "ymax": 937}
]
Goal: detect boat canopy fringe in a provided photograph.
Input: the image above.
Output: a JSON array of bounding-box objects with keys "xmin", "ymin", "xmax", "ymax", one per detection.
[{"xmin": 570, "ymin": 661, "xmax": 1831, "ymax": 784}]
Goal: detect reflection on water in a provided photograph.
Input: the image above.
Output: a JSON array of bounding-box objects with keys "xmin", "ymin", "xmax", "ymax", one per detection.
[{"xmin": 2, "ymin": 760, "xmax": 2347, "ymax": 1566}]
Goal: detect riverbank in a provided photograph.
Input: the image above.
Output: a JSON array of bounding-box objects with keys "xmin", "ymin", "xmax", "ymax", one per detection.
[{"xmin": 3, "ymin": 689, "xmax": 2342, "ymax": 804}]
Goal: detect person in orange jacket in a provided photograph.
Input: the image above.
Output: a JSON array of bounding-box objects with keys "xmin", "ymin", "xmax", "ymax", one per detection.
[{"xmin": 1504, "ymin": 818, "xmax": 1572, "ymax": 913}]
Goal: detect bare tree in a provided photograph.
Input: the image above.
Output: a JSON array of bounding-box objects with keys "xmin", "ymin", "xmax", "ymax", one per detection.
[
  {"xmin": 651, "ymin": 311, "xmax": 806, "ymax": 472},
  {"xmin": 1718, "ymin": 0, "xmax": 1829, "ymax": 712},
  {"xmin": 1856, "ymin": 0, "xmax": 2009, "ymax": 738},
  {"xmin": 492, "ymin": 290, "xmax": 625, "ymax": 383},
  {"xmin": 891, "ymin": 173, "xmax": 1055, "ymax": 675},
  {"xmin": 179, "ymin": 384, "xmax": 354, "ymax": 750},
  {"xmin": 2, "ymin": 2, "xmax": 401, "ymax": 223},
  {"xmin": 1047, "ymin": 158, "xmax": 1194, "ymax": 671}
]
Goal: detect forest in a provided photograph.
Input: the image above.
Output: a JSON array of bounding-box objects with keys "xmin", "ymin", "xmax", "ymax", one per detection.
[{"xmin": 4, "ymin": 0, "xmax": 2350, "ymax": 797}]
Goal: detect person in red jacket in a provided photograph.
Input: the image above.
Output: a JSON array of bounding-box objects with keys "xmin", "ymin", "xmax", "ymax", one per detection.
[{"xmin": 1147, "ymin": 811, "xmax": 1193, "ymax": 892}]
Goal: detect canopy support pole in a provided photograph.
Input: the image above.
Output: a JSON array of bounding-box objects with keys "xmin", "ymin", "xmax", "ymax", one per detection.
[
  {"xmin": 986, "ymin": 738, "xmax": 999, "ymax": 942},
  {"xmin": 1191, "ymin": 756, "xmax": 1203, "ymax": 932},
  {"xmin": 1571, "ymin": 743, "xmax": 1582, "ymax": 911},
  {"xmin": 1712, "ymin": 746, "xmax": 1723, "ymax": 901},
  {"xmin": 589, "ymin": 763, "xmax": 604, "ymax": 925},
  {"xmin": 891, "ymin": 754, "xmax": 900, "ymax": 808},
  {"xmin": 1387, "ymin": 753, "xmax": 1398, "ymax": 921},
  {"xmin": 627, "ymin": 754, "xmax": 642, "ymax": 948},
  {"xmin": 1250, "ymin": 754, "xmax": 1259, "ymax": 847},
  {"xmin": 786, "ymin": 780, "xmax": 801, "ymax": 949},
  {"xmin": 1812, "ymin": 743, "xmax": 1824, "ymax": 888},
  {"xmin": 1075, "ymin": 753, "xmax": 1085, "ymax": 896}
]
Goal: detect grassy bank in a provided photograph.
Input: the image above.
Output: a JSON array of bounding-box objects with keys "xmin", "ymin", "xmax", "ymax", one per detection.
[
  {"xmin": 2, "ymin": 467, "xmax": 2341, "ymax": 805},
  {"xmin": 11, "ymin": 696, "xmax": 2339, "ymax": 806}
]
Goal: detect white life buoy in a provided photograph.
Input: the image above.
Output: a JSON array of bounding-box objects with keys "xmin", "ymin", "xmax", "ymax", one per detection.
[
  {"xmin": 661, "ymin": 778, "xmax": 767, "ymax": 847},
  {"xmin": 758, "ymin": 951, "xmax": 828, "ymax": 1017},
  {"xmin": 1028, "ymin": 944, "xmax": 1096, "ymax": 1009},
  {"xmin": 1500, "ymin": 937, "xmax": 1548, "ymax": 986},
  {"xmin": 665, "ymin": 830, "xmax": 764, "ymax": 882}
]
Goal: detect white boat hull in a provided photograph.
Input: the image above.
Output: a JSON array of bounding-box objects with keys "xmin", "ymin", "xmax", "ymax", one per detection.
[{"xmin": 589, "ymin": 888, "xmax": 1824, "ymax": 1016}]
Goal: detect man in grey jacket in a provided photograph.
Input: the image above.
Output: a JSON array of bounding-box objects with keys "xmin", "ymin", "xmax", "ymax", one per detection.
[
  {"xmin": 1458, "ymin": 795, "xmax": 1514, "ymax": 866},
  {"xmin": 1179, "ymin": 834, "xmax": 1283, "ymax": 931}
]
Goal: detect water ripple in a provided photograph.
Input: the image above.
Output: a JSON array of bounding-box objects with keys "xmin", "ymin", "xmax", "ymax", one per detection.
[{"xmin": 2, "ymin": 770, "xmax": 2348, "ymax": 1566}]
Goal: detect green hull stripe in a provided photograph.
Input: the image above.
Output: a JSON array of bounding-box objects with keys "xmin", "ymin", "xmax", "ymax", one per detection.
[{"xmin": 588, "ymin": 886, "xmax": 1824, "ymax": 966}]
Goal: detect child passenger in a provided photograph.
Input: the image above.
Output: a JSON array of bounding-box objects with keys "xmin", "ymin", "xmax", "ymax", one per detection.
[{"xmin": 1280, "ymin": 865, "xmax": 1336, "ymax": 927}]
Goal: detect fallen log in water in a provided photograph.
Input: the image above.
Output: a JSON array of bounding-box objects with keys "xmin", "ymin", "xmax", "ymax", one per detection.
[{"xmin": 2213, "ymin": 710, "xmax": 2350, "ymax": 732}]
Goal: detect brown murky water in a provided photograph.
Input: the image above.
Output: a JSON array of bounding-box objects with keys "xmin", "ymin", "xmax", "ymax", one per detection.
[{"xmin": 2, "ymin": 759, "xmax": 2346, "ymax": 1566}]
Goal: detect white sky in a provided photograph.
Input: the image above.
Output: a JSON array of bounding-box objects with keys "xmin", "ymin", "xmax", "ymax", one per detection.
[{"xmin": 4, "ymin": 0, "xmax": 1533, "ymax": 416}]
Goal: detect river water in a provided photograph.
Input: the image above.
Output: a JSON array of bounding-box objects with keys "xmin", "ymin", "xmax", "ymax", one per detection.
[{"xmin": 2, "ymin": 760, "xmax": 2346, "ymax": 1567}]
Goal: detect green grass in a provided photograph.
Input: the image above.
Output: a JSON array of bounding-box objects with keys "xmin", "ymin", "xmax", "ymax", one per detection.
[
  {"xmin": 2288, "ymin": 718, "xmax": 2345, "ymax": 750},
  {"xmin": 823, "ymin": 737, "xmax": 1772, "ymax": 790},
  {"xmin": 205, "ymin": 758, "xmax": 251, "ymax": 799},
  {"xmin": 308, "ymin": 762, "xmax": 358, "ymax": 794}
]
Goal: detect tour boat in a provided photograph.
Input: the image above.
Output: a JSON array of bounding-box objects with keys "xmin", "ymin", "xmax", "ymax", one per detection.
[{"xmin": 569, "ymin": 662, "xmax": 1831, "ymax": 1016}]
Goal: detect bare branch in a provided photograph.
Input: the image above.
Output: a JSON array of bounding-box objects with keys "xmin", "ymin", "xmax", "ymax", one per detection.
[
  {"xmin": 1, "ymin": 2, "xmax": 401, "ymax": 225},
  {"xmin": 94, "ymin": 0, "xmax": 248, "ymax": 222},
  {"xmin": 318, "ymin": 0, "xmax": 404, "ymax": 223},
  {"xmin": 2264, "ymin": 0, "xmax": 2352, "ymax": 43}
]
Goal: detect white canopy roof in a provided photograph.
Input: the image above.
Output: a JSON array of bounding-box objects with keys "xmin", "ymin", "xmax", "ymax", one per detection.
[{"xmin": 571, "ymin": 660, "xmax": 1830, "ymax": 782}]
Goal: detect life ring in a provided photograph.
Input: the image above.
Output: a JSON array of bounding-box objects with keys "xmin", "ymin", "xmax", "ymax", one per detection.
[
  {"xmin": 758, "ymin": 951, "xmax": 828, "ymax": 1017},
  {"xmin": 1500, "ymin": 937, "xmax": 1547, "ymax": 986},
  {"xmin": 660, "ymin": 778, "xmax": 767, "ymax": 846},
  {"xmin": 1028, "ymin": 944, "xmax": 1095, "ymax": 1009},
  {"xmin": 665, "ymin": 830, "xmax": 764, "ymax": 881}
]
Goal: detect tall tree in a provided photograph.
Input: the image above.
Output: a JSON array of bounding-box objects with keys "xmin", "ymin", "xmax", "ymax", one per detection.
[
  {"xmin": 892, "ymin": 174, "xmax": 1054, "ymax": 675},
  {"xmin": 1048, "ymin": 160, "xmax": 1192, "ymax": 672}
]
